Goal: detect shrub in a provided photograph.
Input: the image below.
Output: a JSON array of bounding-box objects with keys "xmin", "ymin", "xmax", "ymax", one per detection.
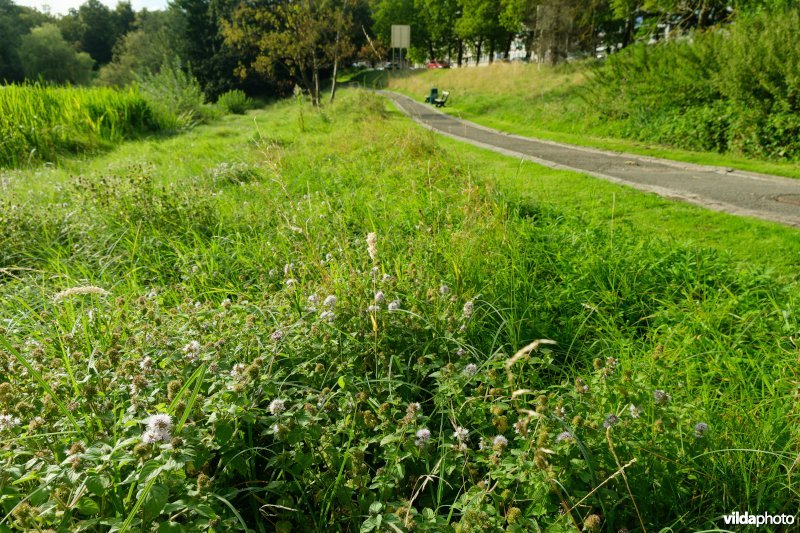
[
  {"xmin": 216, "ymin": 89, "xmax": 253, "ymax": 114},
  {"xmin": 138, "ymin": 58, "xmax": 206, "ymax": 130},
  {"xmin": 588, "ymin": 7, "xmax": 800, "ymax": 160}
]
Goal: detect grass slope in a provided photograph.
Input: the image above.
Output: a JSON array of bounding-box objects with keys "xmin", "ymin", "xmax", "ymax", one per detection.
[
  {"xmin": 0, "ymin": 89, "xmax": 798, "ymax": 531},
  {"xmin": 376, "ymin": 64, "xmax": 800, "ymax": 180}
]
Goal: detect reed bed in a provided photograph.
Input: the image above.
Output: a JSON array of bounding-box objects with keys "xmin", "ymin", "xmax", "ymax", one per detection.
[{"xmin": 0, "ymin": 84, "xmax": 168, "ymax": 167}]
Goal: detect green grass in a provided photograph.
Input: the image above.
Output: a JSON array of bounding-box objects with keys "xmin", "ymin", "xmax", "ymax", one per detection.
[
  {"xmin": 381, "ymin": 64, "xmax": 800, "ymax": 180},
  {"xmin": 0, "ymin": 84, "xmax": 172, "ymax": 168},
  {"xmin": 1, "ymin": 89, "xmax": 799, "ymax": 531}
]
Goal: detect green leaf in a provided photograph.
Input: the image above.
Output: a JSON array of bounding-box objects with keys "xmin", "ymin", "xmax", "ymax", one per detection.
[
  {"xmin": 76, "ymin": 497, "xmax": 101, "ymax": 516},
  {"xmin": 214, "ymin": 421, "xmax": 234, "ymax": 445},
  {"xmin": 143, "ymin": 484, "xmax": 169, "ymax": 519},
  {"xmin": 86, "ymin": 476, "xmax": 109, "ymax": 497},
  {"xmin": 360, "ymin": 516, "xmax": 379, "ymax": 533}
]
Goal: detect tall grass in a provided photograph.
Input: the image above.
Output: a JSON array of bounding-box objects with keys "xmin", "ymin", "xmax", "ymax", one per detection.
[
  {"xmin": 0, "ymin": 84, "xmax": 171, "ymax": 167},
  {"xmin": 1, "ymin": 90, "xmax": 799, "ymax": 530}
]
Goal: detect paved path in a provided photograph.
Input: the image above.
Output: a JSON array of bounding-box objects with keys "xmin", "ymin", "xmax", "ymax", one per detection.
[{"xmin": 380, "ymin": 91, "xmax": 800, "ymax": 228}]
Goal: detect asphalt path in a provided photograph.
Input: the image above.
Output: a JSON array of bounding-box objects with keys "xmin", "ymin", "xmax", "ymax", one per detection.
[{"xmin": 380, "ymin": 90, "xmax": 800, "ymax": 228}]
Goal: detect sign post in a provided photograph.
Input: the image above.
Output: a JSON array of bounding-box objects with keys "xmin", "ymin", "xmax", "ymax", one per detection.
[{"xmin": 390, "ymin": 25, "xmax": 411, "ymax": 69}]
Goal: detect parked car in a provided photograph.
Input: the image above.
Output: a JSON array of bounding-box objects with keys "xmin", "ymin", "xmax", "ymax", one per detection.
[{"xmin": 427, "ymin": 61, "xmax": 450, "ymax": 69}]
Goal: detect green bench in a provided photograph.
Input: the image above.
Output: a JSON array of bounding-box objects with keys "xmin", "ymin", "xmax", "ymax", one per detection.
[{"xmin": 433, "ymin": 91, "xmax": 449, "ymax": 108}]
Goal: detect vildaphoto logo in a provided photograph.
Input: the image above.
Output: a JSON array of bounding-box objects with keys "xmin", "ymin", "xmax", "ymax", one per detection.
[{"xmin": 722, "ymin": 511, "xmax": 795, "ymax": 527}]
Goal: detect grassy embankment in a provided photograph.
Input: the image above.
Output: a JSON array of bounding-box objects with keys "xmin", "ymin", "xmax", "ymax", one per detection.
[
  {"xmin": 380, "ymin": 64, "xmax": 800, "ymax": 180},
  {"xmin": 1, "ymin": 88, "xmax": 799, "ymax": 531},
  {"xmin": 369, "ymin": 9, "xmax": 800, "ymax": 180}
]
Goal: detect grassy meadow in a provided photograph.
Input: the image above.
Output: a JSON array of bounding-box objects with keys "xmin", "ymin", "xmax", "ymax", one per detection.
[{"xmin": 1, "ymin": 88, "xmax": 800, "ymax": 531}]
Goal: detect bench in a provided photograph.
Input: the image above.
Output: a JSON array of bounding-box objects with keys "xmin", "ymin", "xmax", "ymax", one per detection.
[
  {"xmin": 424, "ymin": 87, "xmax": 438, "ymax": 103},
  {"xmin": 433, "ymin": 91, "xmax": 449, "ymax": 108}
]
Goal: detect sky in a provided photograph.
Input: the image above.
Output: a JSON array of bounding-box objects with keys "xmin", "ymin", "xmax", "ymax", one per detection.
[{"xmin": 15, "ymin": 0, "xmax": 168, "ymax": 15}]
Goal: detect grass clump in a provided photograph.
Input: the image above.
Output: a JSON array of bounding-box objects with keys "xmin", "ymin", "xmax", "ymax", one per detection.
[
  {"xmin": 0, "ymin": 84, "xmax": 169, "ymax": 168},
  {"xmin": 0, "ymin": 90, "xmax": 798, "ymax": 531},
  {"xmin": 216, "ymin": 89, "xmax": 254, "ymax": 115}
]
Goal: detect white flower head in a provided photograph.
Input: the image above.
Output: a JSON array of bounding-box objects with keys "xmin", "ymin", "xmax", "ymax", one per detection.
[
  {"xmin": 308, "ymin": 294, "xmax": 318, "ymax": 305},
  {"xmin": 323, "ymin": 295, "xmax": 337, "ymax": 308},
  {"xmin": 183, "ymin": 340, "xmax": 201, "ymax": 361},
  {"xmin": 374, "ymin": 291, "xmax": 385, "ymax": 303},
  {"xmin": 145, "ymin": 414, "xmax": 173, "ymax": 432},
  {"xmin": 555, "ymin": 431, "xmax": 573, "ymax": 443},
  {"xmin": 367, "ymin": 305, "xmax": 380, "ymax": 313},
  {"xmin": 464, "ymin": 363, "xmax": 478, "ymax": 376},
  {"xmin": 269, "ymin": 399, "xmax": 286, "ymax": 415},
  {"xmin": 414, "ymin": 428, "xmax": 431, "ymax": 447},
  {"xmin": 492, "ymin": 435, "xmax": 509, "ymax": 450},
  {"xmin": 0, "ymin": 414, "xmax": 21, "ymax": 431},
  {"xmin": 454, "ymin": 426, "xmax": 469, "ymax": 442},
  {"xmin": 463, "ymin": 300, "xmax": 474, "ymax": 318},
  {"xmin": 231, "ymin": 363, "xmax": 246, "ymax": 379},
  {"xmin": 320, "ymin": 310, "xmax": 335, "ymax": 322},
  {"xmin": 439, "ymin": 285, "xmax": 450, "ymax": 296},
  {"xmin": 141, "ymin": 429, "xmax": 169, "ymax": 444},
  {"xmin": 388, "ymin": 300, "xmax": 401, "ymax": 311}
]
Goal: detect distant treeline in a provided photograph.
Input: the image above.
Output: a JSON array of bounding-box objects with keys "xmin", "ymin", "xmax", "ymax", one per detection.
[{"xmin": 1, "ymin": 0, "xmax": 794, "ymax": 103}]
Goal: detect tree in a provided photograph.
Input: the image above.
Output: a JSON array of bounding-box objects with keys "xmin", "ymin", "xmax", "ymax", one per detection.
[
  {"xmin": 76, "ymin": 0, "xmax": 116, "ymax": 64},
  {"xmin": 223, "ymin": 0, "xmax": 355, "ymax": 106},
  {"xmin": 18, "ymin": 24, "xmax": 93, "ymax": 84},
  {"xmin": 0, "ymin": 0, "xmax": 52, "ymax": 82},
  {"xmin": 457, "ymin": 0, "xmax": 511, "ymax": 64},
  {"xmin": 173, "ymin": 0, "xmax": 261, "ymax": 99},
  {"xmin": 57, "ymin": 0, "xmax": 134, "ymax": 68},
  {"xmin": 415, "ymin": 0, "xmax": 461, "ymax": 63},
  {"xmin": 97, "ymin": 9, "xmax": 187, "ymax": 86},
  {"xmin": 370, "ymin": 0, "xmax": 428, "ymax": 63}
]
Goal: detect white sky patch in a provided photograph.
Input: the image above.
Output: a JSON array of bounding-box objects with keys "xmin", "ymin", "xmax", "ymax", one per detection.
[{"xmin": 14, "ymin": 0, "xmax": 168, "ymax": 16}]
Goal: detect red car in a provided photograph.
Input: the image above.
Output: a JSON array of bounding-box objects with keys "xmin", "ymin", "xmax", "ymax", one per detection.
[{"xmin": 427, "ymin": 61, "xmax": 450, "ymax": 69}]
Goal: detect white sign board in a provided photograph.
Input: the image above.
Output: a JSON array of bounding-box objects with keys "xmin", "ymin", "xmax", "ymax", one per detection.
[{"xmin": 391, "ymin": 25, "xmax": 411, "ymax": 48}]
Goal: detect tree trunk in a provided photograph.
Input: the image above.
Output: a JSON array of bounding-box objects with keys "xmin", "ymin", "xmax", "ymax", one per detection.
[
  {"xmin": 457, "ymin": 39, "xmax": 463, "ymax": 67},
  {"xmin": 475, "ymin": 39, "xmax": 482, "ymax": 65},
  {"xmin": 525, "ymin": 31, "xmax": 533, "ymax": 61},
  {"xmin": 330, "ymin": 55, "xmax": 339, "ymax": 104},
  {"xmin": 488, "ymin": 40, "xmax": 495, "ymax": 64},
  {"xmin": 312, "ymin": 54, "xmax": 320, "ymax": 106},
  {"xmin": 621, "ymin": 12, "xmax": 634, "ymax": 48},
  {"xmin": 330, "ymin": 19, "xmax": 342, "ymax": 103}
]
